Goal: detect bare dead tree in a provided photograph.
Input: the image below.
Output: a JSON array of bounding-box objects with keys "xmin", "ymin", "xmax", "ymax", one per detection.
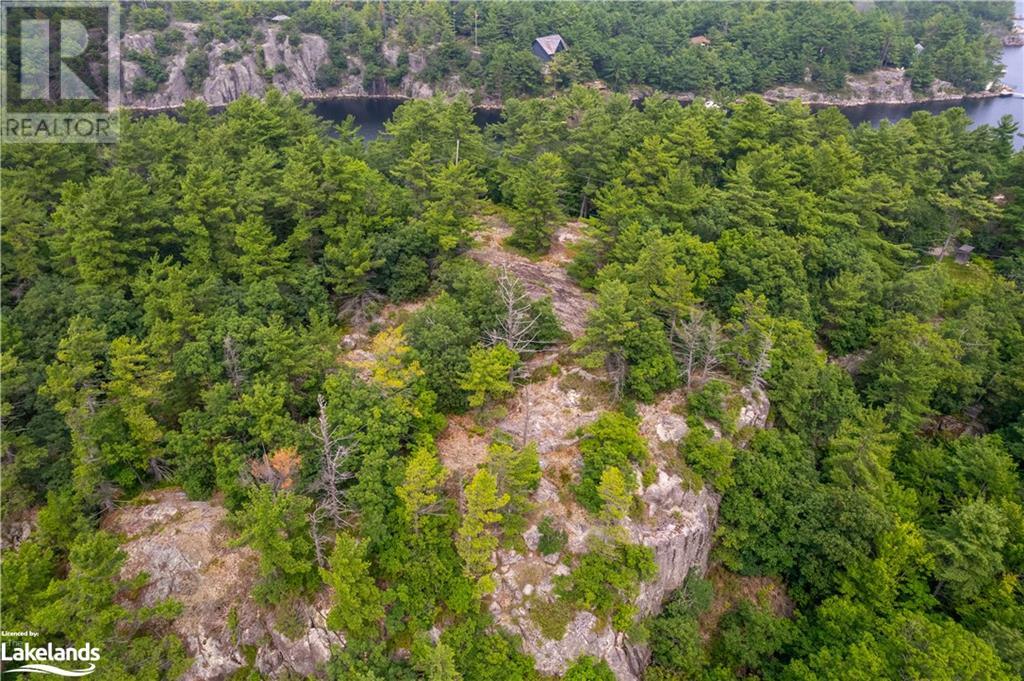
[
  {"xmin": 748, "ymin": 332, "xmax": 773, "ymax": 391},
  {"xmin": 671, "ymin": 308, "xmax": 725, "ymax": 389},
  {"xmin": 487, "ymin": 267, "xmax": 543, "ymax": 353},
  {"xmin": 308, "ymin": 394, "xmax": 354, "ymax": 526},
  {"xmin": 222, "ymin": 335, "xmax": 244, "ymax": 391},
  {"xmin": 671, "ymin": 315, "xmax": 702, "ymax": 390},
  {"xmin": 337, "ymin": 290, "xmax": 385, "ymax": 327},
  {"xmin": 486, "ymin": 266, "xmax": 551, "ymax": 382},
  {"xmin": 701, "ymin": 317, "xmax": 725, "ymax": 378},
  {"xmin": 307, "ymin": 394, "xmax": 354, "ymax": 564}
]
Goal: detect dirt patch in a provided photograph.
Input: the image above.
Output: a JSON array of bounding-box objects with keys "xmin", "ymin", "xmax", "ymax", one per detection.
[
  {"xmin": 698, "ymin": 564, "xmax": 794, "ymax": 641},
  {"xmin": 471, "ymin": 214, "xmax": 593, "ymax": 337},
  {"xmin": 436, "ymin": 413, "xmax": 492, "ymax": 481}
]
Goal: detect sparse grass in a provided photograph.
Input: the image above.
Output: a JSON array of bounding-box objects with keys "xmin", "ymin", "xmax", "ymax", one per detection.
[
  {"xmin": 515, "ymin": 562, "xmax": 548, "ymax": 589},
  {"xmin": 530, "ymin": 596, "xmax": 576, "ymax": 640},
  {"xmin": 227, "ymin": 605, "xmax": 239, "ymax": 637},
  {"xmin": 273, "ymin": 600, "xmax": 306, "ymax": 640}
]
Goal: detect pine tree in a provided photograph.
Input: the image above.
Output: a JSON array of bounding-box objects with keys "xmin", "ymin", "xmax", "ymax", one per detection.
[
  {"xmin": 457, "ymin": 470, "xmax": 509, "ymax": 593},
  {"xmin": 412, "ymin": 634, "xmax": 464, "ymax": 681},
  {"xmin": 597, "ymin": 466, "xmax": 632, "ymax": 524},
  {"xmin": 508, "ymin": 152, "xmax": 567, "ymax": 254},
  {"xmin": 397, "ymin": 444, "xmax": 447, "ymax": 530},
  {"xmin": 459, "ymin": 343, "xmax": 518, "ymax": 409},
  {"xmin": 421, "ymin": 161, "xmax": 486, "ymax": 252},
  {"xmin": 231, "ymin": 486, "xmax": 318, "ymax": 604},
  {"xmin": 320, "ymin": 533, "xmax": 385, "ymax": 640},
  {"xmin": 485, "ymin": 441, "xmax": 541, "ymax": 533},
  {"xmin": 573, "ymin": 279, "xmax": 637, "ymax": 398}
]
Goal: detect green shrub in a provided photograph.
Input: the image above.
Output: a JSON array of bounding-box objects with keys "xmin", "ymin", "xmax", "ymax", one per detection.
[
  {"xmin": 574, "ymin": 412, "xmax": 647, "ymax": 512},
  {"xmin": 128, "ymin": 5, "xmax": 169, "ymax": 31},
  {"xmin": 710, "ymin": 601, "xmax": 795, "ymax": 676},
  {"xmin": 680, "ymin": 420, "xmax": 736, "ymax": 491},
  {"xmin": 184, "ymin": 49, "xmax": 209, "ymax": 89},
  {"xmin": 316, "ymin": 62, "xmax": 342, "ymax": 89},
  {"xmin": 555, "ymin": 542, "xmax": 657, "ymax": 630},
  {"xmin": 154, "ymin": 28, "xmax": 184, "ymax": 57},
  {"xmin": 564, "ymin": 655, "xmax": 616, "ymax": 680},
  {"xmin": 647, "ymin": 574, "xmax": 715, "ymax": 674},
  {"xmin": 126, "ymin": 50, "xmax": 168, "ymax": 85},
  {"xmin": 688, "ymin": 379, "xmax": 738, "ymax": 434},
  {"xmin": 537, "ymin": 516, "xmax": 567, "ymax": 555}
]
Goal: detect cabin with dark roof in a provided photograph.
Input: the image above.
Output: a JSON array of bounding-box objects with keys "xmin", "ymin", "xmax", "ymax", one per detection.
[
  {"xmin": 533, "ymin": 34, "xmax": 566, "ymax": 62},
  {"xmin": 955, "ymin": 244, "xmax": 975, "ymax": 265}
]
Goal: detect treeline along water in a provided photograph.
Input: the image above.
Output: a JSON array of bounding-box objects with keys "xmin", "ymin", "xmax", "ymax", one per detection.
[{"xmin": 314, "ymin": 7, "xmax": 1023, "ymax": 148}]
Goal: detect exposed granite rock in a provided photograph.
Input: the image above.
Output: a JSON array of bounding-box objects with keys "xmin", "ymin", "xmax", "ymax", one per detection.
[
  {"xmin": 470, "ymin": 217, "xmax": 595, "ymax": 338},
  {"xmin": 763, "ymin": 67, "xmax": 999, "ymax": 106},
  {"xmin": 201, "ymin": 41, "xmax": 267, "ymax": 107},
  {"xmin": 0, "ymin": 509, "xmax": 36, "ymax": 551},
  {"xmin": 263, "ymin": 29, "xmax": 327, "ymax": 97},
  {"xmin": 737, "ymin": 386, "xmax": 770, "ymax": 430},
  {"xmin": 119, "ymin": 22, "xmax": 475, "ymax": 111},
  {"xmin": 636, "ymin": 390, "xmax": 689, "ymax": 455},
  {"xmin": 490, "ymin": 472, "xmax": 718, "ymax": 680},
  {"xmin": 104, "ymin": 489, "xmax": 342, "ymax": 680},
  {"xmin": 499, "ymin": 370, "xmax": 605, "ymax": 454}
]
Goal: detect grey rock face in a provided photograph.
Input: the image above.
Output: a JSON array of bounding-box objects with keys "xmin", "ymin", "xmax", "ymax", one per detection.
[
  {"xmin": 737, "ymin": 386, "xmax": 770, "ymax": 430},
  {"xmin": 490, "ymin": 472, "xmax": 718, "ymax": 680},
  {"xmin": 262, "ymin": 29, "xmax": 328, "ymax": 97},
  {"xmin": 105, "ymin": 489, "xmax": 342, "ymax": 680}
]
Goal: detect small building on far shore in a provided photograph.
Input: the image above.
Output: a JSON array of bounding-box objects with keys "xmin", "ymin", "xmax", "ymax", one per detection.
[
  {"xmin": 955, "ymin": 244, "xmax": 975, "ymax": 265},
  {"xmin": 533, "ymin": 34, "xmax": 567, "ymax": 62},
  {"xmin": 690, "ymin": 35, "xmax": 711, "ymax": 46}
]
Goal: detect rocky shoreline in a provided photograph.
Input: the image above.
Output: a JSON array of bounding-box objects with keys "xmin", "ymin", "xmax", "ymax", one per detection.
[
  {"xmin": 762, "ymin": 67, "xmax": 1007, "ymax": 107},
  {"xmin": 121, "ymin": 25, "xmax": 1009, "ymax": 116}
]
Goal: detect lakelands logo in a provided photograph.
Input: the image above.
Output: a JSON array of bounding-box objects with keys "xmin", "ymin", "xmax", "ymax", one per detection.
[
  {"xmin": 1, "ymin": 0, "xmax": 120, "ymax": 143},
  {"xmin": 0, "ymin": 643, "xmax": 99, "ymax": 677}
]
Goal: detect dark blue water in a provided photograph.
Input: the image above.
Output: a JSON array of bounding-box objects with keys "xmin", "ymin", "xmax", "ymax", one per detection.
[
  {"xmin": 841, "ymin": 2, "xmax": 1022, "ymax": 149},
  {"xmin": 312, "ymin": 97, "xmax": 501, "ymax": 140},
  {"xmin": 315, "ymin": 6, "xmax": 1022, "ymax": 148}
]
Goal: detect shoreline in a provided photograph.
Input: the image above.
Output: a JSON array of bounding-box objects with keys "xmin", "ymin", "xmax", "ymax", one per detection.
[{"xmin": 125, "ymin": 84, "xmax": 1008, "ymax": 117}]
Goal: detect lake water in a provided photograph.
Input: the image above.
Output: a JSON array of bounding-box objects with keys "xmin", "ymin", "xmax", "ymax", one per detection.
[
  {"xmin": 314, "ymin": 9, "xmax": 1023, "ymax": 148},
  {"xmin": 841, "ymin": 2, "xmax": 1022, "ymax": 148}
]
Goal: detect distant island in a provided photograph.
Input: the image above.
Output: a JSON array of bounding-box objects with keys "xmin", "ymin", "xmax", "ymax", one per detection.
[{"xmin": 119, "ymin": 1, "xmax": 1015, "ymax": 111}]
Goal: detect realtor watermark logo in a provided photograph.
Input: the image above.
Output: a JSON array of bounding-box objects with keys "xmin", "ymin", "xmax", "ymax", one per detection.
[
  {"xmin": 0, "ymin": 638, "xmax": 99, "ymax": 676},
  {"xmin": 1, "ymin": 0, "xmax": 120, "ymax": 143}
]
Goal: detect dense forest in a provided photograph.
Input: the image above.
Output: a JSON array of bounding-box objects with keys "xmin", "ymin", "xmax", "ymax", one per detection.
[
  {"xmin": 124, "ymin": 0, "xmax": 1013, "ymax": 98},
  {"xmin": 2, "ymin": 84, "xmax": 1023, "ymax": 679}
]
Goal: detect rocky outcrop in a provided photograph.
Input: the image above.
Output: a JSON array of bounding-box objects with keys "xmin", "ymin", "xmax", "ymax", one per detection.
[
  {"xmin": 201, "ymin": 41, "xmax": 267, "ymax": 107},
  {"xmin": 120, "ymin": 22, "xmax": 477, "ymax": 111},
  {"xmin": 763, "ymin": 67, "xmax": 1000, "ymax": 106},
  {"xmin": 471, "ymin": 217, "xmax": 595, "ymax": 337},
  {"xmin": 737, "ymin": 386, "xmax": 770, "ymax": 430},
  {"xmin": 499, "ymin": 369, "xmax": 606, "ymax": 454},
  {"xmin": 490, "ymin": 474, "xmax": 718, "ymax": 680},
  {"xmin": 104, "ymin": 489, "xmax": 342, "ymax": 680}
]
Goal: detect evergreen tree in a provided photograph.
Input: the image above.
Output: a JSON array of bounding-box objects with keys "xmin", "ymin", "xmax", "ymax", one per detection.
[
  {"xmin": 456, "ymin": 470, "xmax": 509, "ymax": 594},
  {"xmin": 507, "ymin": 152, "xmax": 567, "ymax": 254},
  {"xmin": 321, "ymin": 533, "xmax": 386, "ymax": 640},
  {"xmin": 231, "ymin": 486, "xmax": 318, "ymax": 604}
]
